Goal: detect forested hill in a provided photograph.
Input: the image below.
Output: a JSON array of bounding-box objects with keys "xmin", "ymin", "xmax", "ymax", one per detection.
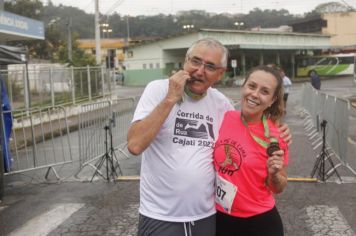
[
  {"xmin": 6, "ymin": 1, "xmax": 352, "ymax": 39},
  {"xmin": 5, "ymin": 1, "xmax": 309, "ymax": 39},
  {"xmin": 4, "ymin": 0, "xmax": 350, "ymax": 64}
]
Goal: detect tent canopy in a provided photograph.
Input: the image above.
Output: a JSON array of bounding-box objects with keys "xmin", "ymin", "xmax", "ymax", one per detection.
[{"xmin": 0, "ymin": 45, "xmax": 27, "ymax": 65}]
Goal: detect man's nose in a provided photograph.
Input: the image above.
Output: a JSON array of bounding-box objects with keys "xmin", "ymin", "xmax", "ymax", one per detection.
[{"xmin": 196, "ymin": 63, "xmax": 205, "ymax": 74}]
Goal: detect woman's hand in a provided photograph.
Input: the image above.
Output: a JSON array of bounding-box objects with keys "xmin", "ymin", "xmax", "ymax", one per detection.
[
  {"xmin": 267, "ymin": 149, "xmax": 284, "ymax": 175},
  {"xmin": 266, "ymin": 149, "xmax": 288, "ymax": 193}
]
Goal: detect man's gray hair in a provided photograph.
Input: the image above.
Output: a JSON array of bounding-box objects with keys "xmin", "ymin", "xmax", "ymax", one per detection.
[{"xmin": 186, "ymin": 38, "xmax": 229, "ymax": 68}]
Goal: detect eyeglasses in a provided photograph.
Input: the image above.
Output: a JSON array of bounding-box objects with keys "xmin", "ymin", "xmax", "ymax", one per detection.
[{"xmin": 187, "ymin": 57, "xmax": 224, "ymax": 73}]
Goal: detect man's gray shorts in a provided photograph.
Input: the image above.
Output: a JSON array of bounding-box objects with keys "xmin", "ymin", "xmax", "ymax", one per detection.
[{"xmin": 137, "ymin": 213, "xmax": 216, "ymax": 236}]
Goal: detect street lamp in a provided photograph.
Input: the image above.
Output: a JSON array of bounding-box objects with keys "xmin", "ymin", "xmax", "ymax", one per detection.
[
  {"xmin": 100, "ymin": 22, "xmax": 114, "ymax": 69},
  {"xmin": 102, "ymin": 28, "xmax": 113, "ymax": 38},
  {"xmin": 234, "ymin": 21, "xmax": 245, "ymax": 29},
  {"xmin": 100, "ymin": 23, "xmax": 112, "ymax": 38},
  {"xmin": 183, "ymin": 24, "xmax": 194, "ymax": 30}
]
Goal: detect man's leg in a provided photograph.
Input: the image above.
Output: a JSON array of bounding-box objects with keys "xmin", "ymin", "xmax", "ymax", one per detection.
[
  {"xmin": 138, "ymin": 214, "xmax": 216, "ymax": 236},
  {"xmin": 191, "ymin": 213, "xmax": 215, "ymax": 236},
  {"xmin": 137, "ymin": 214, "xmax": 184, "ymax": 236}
]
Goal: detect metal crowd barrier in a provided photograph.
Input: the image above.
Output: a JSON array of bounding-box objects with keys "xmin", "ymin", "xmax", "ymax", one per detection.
[
  {"xmin": 76, "ymin": 97, "xmax": 137, "ymax": 176},
  {"xmin": 3, "ymin": 106, "xmax": 73, "ymax": 179},
  {"xmin": 1, "ymin": 65, "xmax": 116, "ymax": 110},
  {"xmin": 110, "ymin": 98, "xmax": 137, "ymax": 155},
  {"xmin": 299, "ymin": 84, "xmax": 355, "ymax": 178},
  {"xmin": 78, "ymin": 101, "xmax": 112, "ymax": 169}
]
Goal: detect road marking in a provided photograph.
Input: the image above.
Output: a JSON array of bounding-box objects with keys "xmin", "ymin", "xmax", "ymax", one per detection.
[
  {"xmin": 306, "ymin": 205, "xmax": 355, "ymax": 236},
  {"xmin": 8, "ymin": 203, "xmax": 84, "ymax": 236}
]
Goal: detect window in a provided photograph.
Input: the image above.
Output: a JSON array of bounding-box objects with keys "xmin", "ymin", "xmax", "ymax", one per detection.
[
  {"xmin": 339, "ymin": 57, "xmax": 354, "ymax": 64},
  {"xmin": 156, "ymin": 63, "xmax": 160, "ymax": 69},
  {"xmin": 143, "ymin": 64, "xmax": 147, "ymax": 69}
]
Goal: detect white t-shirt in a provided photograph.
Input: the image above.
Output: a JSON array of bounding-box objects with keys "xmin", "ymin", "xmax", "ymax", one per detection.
[
  {"xmin": 283, "ymin": 75, "xmax": 292, "ymax": 94},
  {"xmin": 132, "ymin": 79, "xmax": 234, "ymax": 222}
]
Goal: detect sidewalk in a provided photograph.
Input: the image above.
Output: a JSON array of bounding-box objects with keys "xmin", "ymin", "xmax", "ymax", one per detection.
[{"xmin": 1, "ymin": 82, "xmax": 356, "ymax": 236}]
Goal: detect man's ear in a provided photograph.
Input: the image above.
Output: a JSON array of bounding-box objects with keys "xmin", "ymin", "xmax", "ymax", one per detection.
[{"xmin": 216, "ymin": 68, "xmax": 226, "ymax": 81}]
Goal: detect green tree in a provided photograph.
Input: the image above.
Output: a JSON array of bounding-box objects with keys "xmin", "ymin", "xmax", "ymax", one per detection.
[
  {"xmin": 58, "ymin": 33, "xmax": 96, "ymax": 66},
  {"xmin": 243, "ymin": 8, "xmax": 298, "ymax": 28},
  {"xmin": 304, "ymin": 1, "xmax": 354, "ymax": 17},
  {"xmin": 4, "ymin": 0, "xmax": 43, "ymax": 19},
  {"xmin": 314, "ymin": 1, "xmax": 352, "ymax": 13}
]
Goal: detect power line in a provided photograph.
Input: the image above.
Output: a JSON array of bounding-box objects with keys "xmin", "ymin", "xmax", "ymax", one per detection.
[
  {"xmin": 104, "ymin": 0, "xmax": 126, "ymax": 15},
  {"xmin": 83, "ymin": 0, "xmax": 95, "ymax": 12},
  {"xmin": 340, "ymin": 0, "xmax": 355, "ymax": 10}
]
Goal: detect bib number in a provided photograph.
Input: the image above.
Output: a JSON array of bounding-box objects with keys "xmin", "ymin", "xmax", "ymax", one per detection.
[{"xmin": 215, "ymin": 175, "xmax": 237, "ymax": 213}]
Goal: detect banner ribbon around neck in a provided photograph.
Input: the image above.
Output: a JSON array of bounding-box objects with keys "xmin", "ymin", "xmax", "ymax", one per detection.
[
  {"xmin": 241, "ymin": 114, "xmax": 275, "ymax": 149},
  {"xmin": 181, "ymin": 85, "xmax": 206, "ymax": 102}
]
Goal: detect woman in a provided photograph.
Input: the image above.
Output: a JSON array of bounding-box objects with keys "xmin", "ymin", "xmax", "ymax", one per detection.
[{"xmin": 214, "ymin": 65, "xmax": 288, "ymax": 236}]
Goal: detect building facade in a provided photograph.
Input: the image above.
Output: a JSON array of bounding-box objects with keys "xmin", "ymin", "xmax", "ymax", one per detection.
[
  {"xmin": 77, "ymin": 38, "xmax": 126, "ymax": 69},
  {"xmin": 291, "ymin": 11, "xmax": 356, "ymax": 50},
  {"xmin": 123, "ymin": 29, "xmax": 330, "ymax": 86},
  {"xmin": 322, "ymin": 11, "xmax": 356, "ymax": 47}
]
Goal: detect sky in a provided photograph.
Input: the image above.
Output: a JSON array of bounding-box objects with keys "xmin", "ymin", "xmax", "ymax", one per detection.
[{"xmin": 42, "ymin": 0, "xmax": 356, "ymax": 16}]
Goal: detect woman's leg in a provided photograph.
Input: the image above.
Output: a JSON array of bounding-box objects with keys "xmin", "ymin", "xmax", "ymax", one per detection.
[{"xmin": 249, "ymin": 206, "xmax": 284, "ymax": 236}]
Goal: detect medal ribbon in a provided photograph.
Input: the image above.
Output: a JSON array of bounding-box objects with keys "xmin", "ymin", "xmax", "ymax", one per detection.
[
  {"xmin": 241, "ymin": 114, "xmax": 274, "ymax": 149},
  {"xmin": 183, "ymin": 85, "xmax": 206, "ymax": 101}
]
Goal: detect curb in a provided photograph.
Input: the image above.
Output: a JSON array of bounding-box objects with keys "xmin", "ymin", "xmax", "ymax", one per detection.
[
  {"xmin": 117, "ymin": 175, "xmax": 140, "ymax": 181},
  {"xmin": 117, "ymin": 176, "xmax": 321, "ymax": 183},
  {"xmin": 287, "ymin": 177, "xmax": 318, "ymax": 182}
]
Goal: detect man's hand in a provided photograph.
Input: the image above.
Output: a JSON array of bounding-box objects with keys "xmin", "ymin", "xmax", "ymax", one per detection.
[
  {"xmin": 127, "ymin": 71, "xmax": 191, "ymax": 155},
  {"xmin": 166, "ymin": 70, "xmax": 191, "ymax": 103},
  {"xmin": 278, "ymin": 123, "xmax": 292, "ymax": 145}
]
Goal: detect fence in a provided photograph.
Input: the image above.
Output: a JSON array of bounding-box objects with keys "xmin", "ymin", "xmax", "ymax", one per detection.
[
  {"xmin": 2, "ymin": 106, "xmax": 73, "ymax": 179},
  {"xmin": 0, "ymin": 65, "xmax": 119, "ymax": 110},
  {"xmin": 76, "ymin": 97, "xmax": 138, "ymax": 176},
  {"xmin": 1, "ymin": 96, "xmax": 139, "ymax": 179},
  {"xmin": 299, "ymin": 83, "xmax": 355, "ymax": 178}
]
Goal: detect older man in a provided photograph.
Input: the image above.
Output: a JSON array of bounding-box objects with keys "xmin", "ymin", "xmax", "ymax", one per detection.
[{"xmin": 127, "ymin": 38, "xmax": 290, "ymax": 236}]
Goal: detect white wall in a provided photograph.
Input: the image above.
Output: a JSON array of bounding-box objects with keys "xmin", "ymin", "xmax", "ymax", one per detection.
[{"xmin": 125, "ymin": 43, "xmax": 163, "ymax": 70}]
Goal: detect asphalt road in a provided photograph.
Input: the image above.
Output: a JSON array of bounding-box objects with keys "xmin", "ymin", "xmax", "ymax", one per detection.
[{"xmin": 1, "ymin": 76, "xmax": 356, "ymax": 236}]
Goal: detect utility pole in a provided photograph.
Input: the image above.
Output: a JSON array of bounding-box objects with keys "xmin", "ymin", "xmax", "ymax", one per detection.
[
  {"xmin": 95, "ymin": 0, "xmax": 101, "ymax": 65},
  {"xmin": 126, "ymin": 16, "xmax": 130, "ymax": 47},
  {"xmin": 67, "ymin": 17, "xmax": 72, "ymax": 62}
]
